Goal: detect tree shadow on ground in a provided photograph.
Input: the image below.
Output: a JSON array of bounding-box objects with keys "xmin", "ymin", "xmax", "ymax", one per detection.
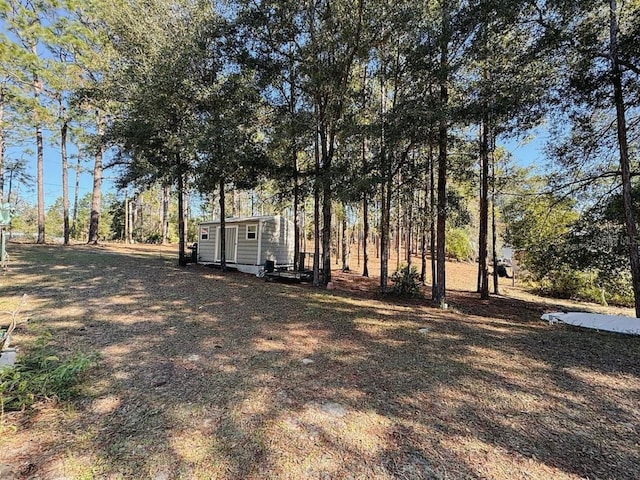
[{"xmin": 1, "ymin": 244, "xmax": 639, "ymax": 479}]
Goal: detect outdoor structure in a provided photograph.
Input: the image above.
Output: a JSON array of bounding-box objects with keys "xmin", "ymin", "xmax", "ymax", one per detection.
[{"xmin": 196, "ymin": 215, "xmax": 295, "ymax": 275}]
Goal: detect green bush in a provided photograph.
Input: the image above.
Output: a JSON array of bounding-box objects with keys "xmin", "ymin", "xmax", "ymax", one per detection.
[
  {"xmin": 145, "ymin": 232, "xmax": 163, "ymax": 244},
  {"xmin": 0, "ymin": 332, "xmax": 95, "ymax": 412},
  {"xmin": 533, "ymin": 267, "xmax": 634, "ymax": 307},
  {"xmin": 391, "ymin": 265, "xmax": 422, "ymax": 297},
  {"xmin": 536, "ymin": 267, "xmax": 590, "ymax": 299},
  {"xmin": 598, "ymin": 271, "xmax": 634, "ymax": 307},
  {"xmin": 446, "ymin": 228, "xmax": 473, "ymax": 261}
]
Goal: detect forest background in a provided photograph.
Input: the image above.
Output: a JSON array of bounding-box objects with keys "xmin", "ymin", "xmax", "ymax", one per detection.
[{"xmin": 1, "ymin": 0, "xmax": 639, "ymax": 312}]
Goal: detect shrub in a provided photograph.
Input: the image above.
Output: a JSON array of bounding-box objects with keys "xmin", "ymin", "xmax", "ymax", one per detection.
[
  {"xmin": 598, "ymin": 271, "xmax": 634, "ymax": 307},
  {"xmin": 0, "ymin": 332, "xmax": 95, "ymax": 412},
  {"xmin": 532, "ymin": 267, "xmax": 634, "ymax": 307},
  {"xmin": 536, "ymin": 267, "xmax": 592, "ymax": 300},
  {"xmin": 145, "ymin": 233, "xmax": 162, "ymax": 244},
  {"xmin": 391, "ymin": 265, "xmax": 422, "ymax": 297},
  {"xmin": 446, "ymin": 228, "xmax": 473, "ymax": 261}
]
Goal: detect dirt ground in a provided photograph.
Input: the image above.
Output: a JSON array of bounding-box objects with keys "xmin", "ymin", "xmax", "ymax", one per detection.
[{"xmin": 1, "ymin": 242, "xmax": 639, "ymax": 480}]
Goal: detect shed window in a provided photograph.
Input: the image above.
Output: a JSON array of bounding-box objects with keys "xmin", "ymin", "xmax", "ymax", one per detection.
[
  {"xmin": 200, "ymin": 226, "xmax": 210, "ymax": 241},
  {"xmin": 247, "ymin": 224, "xmax": 257, "ymax": 240}
]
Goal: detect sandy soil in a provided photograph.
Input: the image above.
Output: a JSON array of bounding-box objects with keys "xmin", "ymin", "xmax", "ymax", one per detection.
[{"xmin": 0, "ymin": 242, "xmax": 638, "ymax": 480}]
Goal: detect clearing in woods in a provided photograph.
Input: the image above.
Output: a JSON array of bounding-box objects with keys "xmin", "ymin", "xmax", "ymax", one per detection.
[{"xmin": 0, "ymin": 243, "xmax": 638, "ymax": 479}]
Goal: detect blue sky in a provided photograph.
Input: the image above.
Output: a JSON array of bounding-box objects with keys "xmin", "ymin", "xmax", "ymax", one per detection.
[
  {"xmin": 6, "ymin": 139, "xmax": 117, "ymax": 209},
  {"xmin": 500, "ymin": 128, "xmax": 550, "ymax": 171}
]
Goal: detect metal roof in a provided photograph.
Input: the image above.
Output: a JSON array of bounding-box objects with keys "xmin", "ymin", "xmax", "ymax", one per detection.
[{"xmin": 198, "ymin": 215, "xmax": 282, "ymax": 225}]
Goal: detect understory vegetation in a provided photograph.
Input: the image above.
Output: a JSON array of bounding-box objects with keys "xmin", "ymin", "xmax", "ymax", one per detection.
[
  {"xmin": 529, "ymin": 267, "xmax": 633, "ymax": 307},
  {"xmin": 0, "ymin": 330, "xmax": 95, "ymax": 414},
  {"xmin": 503, "ymin": 186, "xmax": 638, "ymax": 307},
  {"xmin": 390, "ymin": 265, "xmax": 422, "ymax": 297}
]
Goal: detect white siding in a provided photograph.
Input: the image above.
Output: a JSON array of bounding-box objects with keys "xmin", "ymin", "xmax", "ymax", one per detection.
[
  {"xmin": 236, "ymin": 224, "xmax": 259, "ymax": 264},
  {"xmin": 197, "ymin": 216, "xmax": 294, "ymax": 267},
  {"xmin": 260, "ymin": 217, "xmax": 294, "ymax": 265},
  {"xmin": 197, "ymin": 226, "xmax": 217, "ymax": 262}
]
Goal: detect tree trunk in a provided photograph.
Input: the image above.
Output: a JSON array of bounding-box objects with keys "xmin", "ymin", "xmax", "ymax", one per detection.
[
  {"xmin": 406, "ymin": 189, "xmax": 413, "ymax": 267},
  {"xmin": 361, "ymin": 67, "xmax": 369, "ymax": 277},
  {"xmin": 124, "ymin": 196, "xmax": 130, "ymax": 243},
  {"xmin": 61, "ymin": 110, "xmax": 70, "ymax": 246},
  {"xmin": 313, "ymin": 110, "xmax": 321, "ymax": 286},
  {"xmin": 289, "ymin": 45, "xmax": 301, "ymax": 271},
  {"xmin": 321, "ymin": 178, "xmax": 332, "ymax": 286},
  {"xmin": 357, "ymin": 225, "xmax": 361, "ymax": 266},
  {"xmin": 219, "ymin": 177, "xmax": 227, "ymax": 272},
  {"xmin": 435, "ymin": 128, "xmax": 447, "ymax": 306},
  {"xmin": 320, "ymin": 128, "xmax": 332, "ymax": 286},
  {"xmin": 293, "ymin": 152, "xmax": 300, "ymax": 269},
  {"xmin": 0, "ymin": 86, "xmax": 5, "ymax": 201},
  {"xmin": 379, "ymin": 68, "xmax": 389, "ymax": 291},
  {"xmin": 380, "ymin": 181, "xmax": 389, "ymax": 291},
  {"xmin": 478, "ymin": 114, "xmax": 489, "ymax": 299},
  {"xmin": 429, "ymin": 140, "xmax": 437, "ymax": 300},
  {"xmin": 34, "ymin": 72, "xmax": 45, "ymax": 244},
  {"xmin": 177, "ymin": 168, "xmax": 187, "ymax": 266},
  {"xmin": 336, "ymin": 221, "xmax": 340, "ymax": 265},
  {"xmin": 491, "ymin": 194, "xmax": 499, "ymax": 295},
  {"xmin": 363, "ymin": 192, "xmax": 369, "ymax": 277},
  {"xmin": 162, "ymin": 184, "xmax": 170, "ymax": 244},
  {"xmin": 88, "ymin": 111, "xmax": 104, "ymax": 245},
  {"xmin": 380, "ymin": 171, "xmax": 393, "ymax": 292},
  {"xmin": 610, "ymin": 0, "xmax": 640, "ymax": 317},
  {"xmin": 396, "ymin": 179, "xmax": 401, "ymax": 271},
  {"xmin": 435, "ymin": 4, "xmax": 450, "ymax": 307},
  {"xmin": 341, "ymin": 206, "xmax": 349, "ymax": 271},
  {"xmin": 313, "ymin": 183, "xmax": 321, "ymax": 286},
  {"xmin": 131, "ymin": 196, "xmax": 138, "ymax": 242},
  {"xmin": 421, "ymin": 179, "xmax": 429, "ymax": 284},
  {"xmin": 230, "ymin": 189, "xmax": 237, "ymax": 217},
  {"xmin": 6, "ymin": 169, "xmax": 13, "ymax": 204},
  {"xmin": 138, "ymin": 195, "xmax": 144, "ymax": 240},
  {"xmin": 491, "ymin": 144, "xmax": 499, "ymax": 295},
  {"xmin": 72, "ymin": 151, "xmax": 81, "ymax": 237}
]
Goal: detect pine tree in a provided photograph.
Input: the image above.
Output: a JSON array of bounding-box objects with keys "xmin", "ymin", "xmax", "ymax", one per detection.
[{"xmin": 543, "ymin": 0, "xmax": 640, "ymax": 315}]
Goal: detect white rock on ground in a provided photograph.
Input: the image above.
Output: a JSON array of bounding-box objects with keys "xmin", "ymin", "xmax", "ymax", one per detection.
[{"xmin": 0, "ymin": 348, "xmax": 16, "ymax": 370}]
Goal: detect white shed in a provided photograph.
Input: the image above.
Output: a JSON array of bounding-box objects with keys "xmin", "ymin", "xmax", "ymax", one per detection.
[{"xmin": 196, "ymin": 215, "xmax": 295, "ymax": 274}]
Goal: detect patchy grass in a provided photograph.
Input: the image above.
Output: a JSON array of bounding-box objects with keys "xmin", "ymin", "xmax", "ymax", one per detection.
[
  {"xmin": 0, "ymin": 329, "xmax": 95, "ymax": 412},
  {"xmin": 0, "ymin": 243, "xmax": 639, "ymax": 479}
]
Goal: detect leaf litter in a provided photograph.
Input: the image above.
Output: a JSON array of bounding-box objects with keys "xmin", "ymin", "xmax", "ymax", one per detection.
[{"xmin": 0, "ymin": 243, "xmax": 638, "ymax": 479}]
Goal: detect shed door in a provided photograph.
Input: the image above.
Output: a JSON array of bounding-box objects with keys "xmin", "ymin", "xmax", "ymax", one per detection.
[{"xmin": 216, "ymin": 226, "xmax": 238, "ymax": 263}]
